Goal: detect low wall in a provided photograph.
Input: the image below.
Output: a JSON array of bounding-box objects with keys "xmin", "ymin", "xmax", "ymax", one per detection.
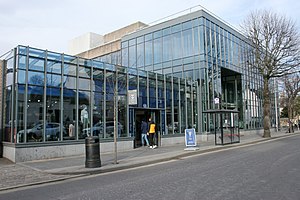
[
  {"xmin": 3, "ymin": 140, "xmax": 133, "ymax": 163},
  {"xmin": 3, "ymin": 129, "xmax": 266, "ymax": 163}
]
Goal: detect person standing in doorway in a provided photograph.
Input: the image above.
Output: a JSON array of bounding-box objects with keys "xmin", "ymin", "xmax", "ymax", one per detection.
[
  {"xmin": 141, "ymin": 120, "xmax": 150, "ymax": 147},
  {"xmin": 148, "ymin": 118, "xmax": 157, "ymax": 149}
]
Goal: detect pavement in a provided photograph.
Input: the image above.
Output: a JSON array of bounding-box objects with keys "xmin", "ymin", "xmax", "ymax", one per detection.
[{"xmin": 0, "ymin": 129, "xmax": 298, "ymax": 191}]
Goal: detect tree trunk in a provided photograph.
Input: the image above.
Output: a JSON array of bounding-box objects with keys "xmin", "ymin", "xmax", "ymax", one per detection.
[
  {"xmin": 113, "ymin": 76, "xmax": 118, "ymax": 164},
  {"xmin": 287, "ymin": 98, "xmax": 294, "ymax": 133},
  {"xmin": 263, "ymin": 78, "xmax": 271, "ymax": 138}
]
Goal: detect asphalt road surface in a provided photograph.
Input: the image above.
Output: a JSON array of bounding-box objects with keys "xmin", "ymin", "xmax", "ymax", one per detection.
[{"xmin": 1, "ymin": 135, "xmax": 299, "ymax": 200}]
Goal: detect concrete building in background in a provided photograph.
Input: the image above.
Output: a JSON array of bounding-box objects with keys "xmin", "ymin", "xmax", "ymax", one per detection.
[
  {"xmin": 68, "ymin": 32, "xmax": 104, "ymax": 55},
  {"xmin": 0, "ymin": 8, "xmax": 279, "ymax": 162},
  {"xmin": 70, "ymin": 22, "xmax": 148, "ymax": 58}
]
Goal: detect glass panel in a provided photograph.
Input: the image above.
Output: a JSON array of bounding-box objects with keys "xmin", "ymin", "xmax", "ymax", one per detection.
[
  {"xmin": 163, "ymin": 35, "xmax": 172, "ymax": 62},
  {"xmin": 63, "ymin": 76, "xmax": 76, "ymax": 90},
  {"xmin": 47, "ymin": 51, "xmax": 61, "ymax": 62},
  {"xmin": 63, "ymin": 88, "xmax": 77, "ymax": 140},
  {"xmin": 29, "ymin": 58, "xmax": 44, "ymax": 72},
  {"xmin": 4, "ymin": 86, "xmax": 13, "ymax": 142},
  {"xmin": 129, "ymin": 38, "xmax": 136, "ymax": 46},
  {"xmin": 173, "ymin": 78, "xmax": 180, "ymax": 133},
  {"xmin": 106, "ymin": 71, "xmax": 116, "ymax": 94},
  {"xmin": 117, "ymin": 72, "xmax": 127, "ymax": 95},
  {"xmin": 29, "ymin": 48, "xmax": 45, "ymax": 58},
  {"xmin": 118, "ymin": 95, "xmax": 126, "ymax": 137},
  {"xmin": 78, "ymin": 78, "xmax": 90, "ymax": 91},
  {"xmin": 18, "ymin": 46, "xmax": 27, "ymax": 55},
  {"xmin": 16, "ymin": 85, "xmax": 25, "ymax": 143},
  {"xmin": 172, "ymin": 24, "xmax": 181, "ymax": 33},
  {"xmin": 79, "ymin": 66, "xmax": 91, "ymax": 78},
  {"xmin": 166, "ymin": 77, "xmax": 172, "ymax": 134},
  {"xmin": 79, "ymin": 91, "xmax": 91, "ymax": 139},
  {"xmin": 149, "ymin": 76, "xmax": 156, "ymax": 108},
  {"xmin": 182, "ymin": 20, "xmax": 192, "ymax": 30},
  {"xmin": 182, "ymin": 29, "xmax": 193, "ymax": 57},
  {"xmin": 63, "ymin": 55, "xmax": 77, "ymax": 64},
  {"xmin": 153, "ymin": 38, "xmax": 162, "ymax": 64},
  {"xmin": 46, "ymin": 73, "xmax": 61, "ymax": 87},
  {"xmin": 193, "ymin": 26, "xmax": 200, "ymax": 55},
  {"xmin": 121, "ymin": 41, "xmax": 128, "ymax": 48},
  {"xmin": 158, "ymin": 79, "xmax": 164, "ymax": 108},
  {"xmin": 137, "ymin": 43, "xmax": 144, "ymax": 68},
  {"xmin": 129, "ymin": 75, "xmax": 137, "ymax": 90},
  {"xmin": 163, "ymin": 27, "xmax": 171, "ymax": 36},
  {"xmin": 63, "ymin": 64, "xmax": 77, "ymax": 76},
  {"xmin": 47, "ymin": 61, "xmax": 61, "ymax": 74},
  {"xmin": 93, "ymin": 69, "xmax": 104, "ymax": 93},
  {"xmin": 153, "ymin": 30, "xmax": 162, "ymax": 39},
  {"xmin": 25, "ymin": 85, "xmax": 44, "ymax": 142},
  {"xmin": 28, "ymin": 71, "xmax": 44, "ymax": 85},
  {"xmin": 137, "ymin": 36, "xmax": 144, "ymax": 44},
  {"xmin": 91, "ymin": 92, "xmax": 104, "ymax": 138},
  {"xmin": 121, "ymin": 47, "xmax": 128, "ymax": 67},
  {"xmin": 145, "ymin": 40, "xmax": 153, "ymax": 66},
  {"xmin": 145, "ymin": 33, "xmax": 153, "ymax": 41},
  {"xmin": 18, "ymin": 55, "xmax": 26, "ymax": 69},
  {"xmin": 172, "ymin": 32, "xmax": 182, "ymax": 59},
  {"xmin": 138, "ymin": 76, "xmax": 147, "ymax": 107},
  {"xmin": 180, "ymin": 80, "xmax": 186, "ymax": 132},
  {"xmin": 129, "ymin": 45, "xmax": 136, "ymax": 68},
  {"xmin": 45, "ymin": 87, "xmax": 62, "ymax": 141},
  {"xmin": 199, "ymin": 26, "xmax": 205, "ymax": 55},
  {"xmin": 6, "ymin": 58, "xmax": 14, "ymax": 86}
]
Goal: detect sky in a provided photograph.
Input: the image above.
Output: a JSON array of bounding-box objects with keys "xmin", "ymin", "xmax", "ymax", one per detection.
[{"xmin": 1, "ymin": 0, "xmax": 300, "ymax": 56}]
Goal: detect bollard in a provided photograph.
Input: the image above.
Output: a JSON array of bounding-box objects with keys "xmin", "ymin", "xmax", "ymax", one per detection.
[{"xmin": 85, "ymin": 136, "xmax": 101, "ymax": 168}]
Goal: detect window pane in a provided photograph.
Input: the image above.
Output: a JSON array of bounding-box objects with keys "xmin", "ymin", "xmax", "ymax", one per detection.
[
  {"xmin": 153, "ymin": 38, "xmax": 162, "ymax": 64},
  {"xmin": 28, "ymin": 71, "xmax": 44, "ymax": 85},
  {"xmin": 29, "ymin": 58, "xmax": 44, "ymax": 71},
  {"xmin": 163, "ymin": 35, "xmax": 172, "ymax": 62},
  {"xmin": 129, "ymin": 45, "xmax": 136, "ymax": 68},
  {"xmin": 145, "ymin": 41, "xmax": 153, "ymax": 66},
  {"xmin": 172, "ymin": 32, "xmax": 182, "ymax": 59},
  {"xmin": 46, "ymin": 74, "xmax": 61, "ymax": 87},
  {"xmin": 137, "ymin": 43, "xmax": 144, "ymax": 68}
]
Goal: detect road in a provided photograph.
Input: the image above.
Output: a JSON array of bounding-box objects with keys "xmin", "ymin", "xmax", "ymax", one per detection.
[{"xmin": 0, "ymin": 135, "xmax": 299, "ymax": 200}]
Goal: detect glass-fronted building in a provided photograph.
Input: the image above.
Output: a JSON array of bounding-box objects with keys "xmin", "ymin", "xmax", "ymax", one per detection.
[
  {"xmin": 0, "ymin": 9, "xmax": 279, "ymax": 162},
  {"xmin": 100, "ymin": 9, "xmax": 278, "ymax": 132},
  {"xmin": 0, "ymin": 45, "xmax": 198, "ymax": 162}
]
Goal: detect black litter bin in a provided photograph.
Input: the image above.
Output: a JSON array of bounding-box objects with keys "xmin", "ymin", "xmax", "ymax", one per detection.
[{"xmin": 85, "ymin": 136, "xmax": 101, "ymax": 168}]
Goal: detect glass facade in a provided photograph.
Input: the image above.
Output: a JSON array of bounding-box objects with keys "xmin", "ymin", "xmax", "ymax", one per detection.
[
  {"xmin": 1, "ymin": 10, "xmax": 280, "ymax": 148},
  {"xmin": 2, "ymin": 46, "xmax": 196, "ymax": 143},
  {"xmin": 120, "ymin": 10, "xmax": 269, "ymax": 132}
]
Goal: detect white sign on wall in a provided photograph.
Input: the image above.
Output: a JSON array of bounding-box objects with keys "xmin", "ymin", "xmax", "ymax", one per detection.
[{"xmin": 128, "ymin": 89, "xmax": 137, "ymax": 105}]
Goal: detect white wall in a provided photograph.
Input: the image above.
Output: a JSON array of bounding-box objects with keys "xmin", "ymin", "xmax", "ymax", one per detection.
[{"xmin": 68, "ymin": 32, "xmax": 104, "ymax": 55}]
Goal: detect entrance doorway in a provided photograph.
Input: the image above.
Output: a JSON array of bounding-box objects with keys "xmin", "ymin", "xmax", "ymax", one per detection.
[{"xmin": 133, "ymin": 109, "xmax": 161, "ymax": 148}]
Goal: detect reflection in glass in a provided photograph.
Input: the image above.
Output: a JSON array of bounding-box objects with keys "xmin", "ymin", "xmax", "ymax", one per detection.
[
  {"xmin": 63, "ymin": 88, "xmax": 77, "ymax": 140},
  {"xmin": 28, "ymin": 71, "xmax": 44, "ymax": 85},
  {"xmin": 29, "ymin": 58, "xmax": 44, "ymax": 71},
  {"xmin": 79, "ymin": 91, "xmax": 91, "ymax": 139},
  {"xmin": 46, "ymin": 87, "xmax": 62, "ymax": 141},
  {"xmin": 46, "ymin": 74, "xmax": 61, "ymax": 87},
  {"xmin": 19, "ymin": 85, "xmax": 44, "ymax": 142}
]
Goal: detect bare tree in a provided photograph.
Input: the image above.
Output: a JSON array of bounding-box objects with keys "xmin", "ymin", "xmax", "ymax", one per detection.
[
  {"xmin": 241, "ymin": 10, "xmax": 300, "ymax": 137},
  {"xmin": 282, "ymin": 73, "xmax": 300, "ymax": 132},
  {"xmin": 106, "ymin": 65, "xmax": 127, "ymax": 164}
]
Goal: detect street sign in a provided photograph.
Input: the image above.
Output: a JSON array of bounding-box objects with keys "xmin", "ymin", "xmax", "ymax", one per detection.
[{"xmin": 185, "ymin": 128, "xmax": 197, "ymax": 147}]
